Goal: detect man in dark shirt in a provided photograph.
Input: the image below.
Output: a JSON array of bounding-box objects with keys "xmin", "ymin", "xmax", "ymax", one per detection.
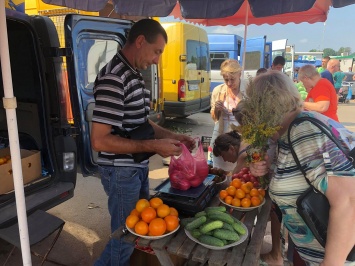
[
  {"xmin": 271, "ymin": 56, "xmax": 286, "ymax": 71},
  {"xmin": 320, "ymin": 59, "xmax": 340, "ymax": 85}
]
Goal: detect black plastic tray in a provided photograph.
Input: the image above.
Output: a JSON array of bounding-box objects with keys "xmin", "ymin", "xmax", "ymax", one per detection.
[{"xmin": 154, "ymin": 174, "xmax": 215, "ymax": 199}]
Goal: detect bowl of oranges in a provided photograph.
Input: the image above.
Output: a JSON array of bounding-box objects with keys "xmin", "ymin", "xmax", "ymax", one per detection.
[
  {"xmin": 125, "ymin": 197, "xmax": 180, "ymax": 240},
  {"xmin": 218, "ymin": 178, "xmax": 266, "ymax": 211}
]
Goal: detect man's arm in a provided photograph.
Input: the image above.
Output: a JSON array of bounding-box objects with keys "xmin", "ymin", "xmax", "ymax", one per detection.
[
  {"xmin": 303, "ymin": 100, "xmax": 330, "ymax": 113},
  {"xmin": 91, "ymin": 121, "xmax": 186, "ymax": 158},
  {"xmin": 149, "ymin": 120, "xmax": 195, "ymax": 150}
]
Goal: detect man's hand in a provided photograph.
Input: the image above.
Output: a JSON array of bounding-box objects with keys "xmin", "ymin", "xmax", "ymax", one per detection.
[
  {"xmin": 153, "ymin": 139, "xmax": 183, "ymax": 158},
  {"xmin": 175, "ymin": 134, "xmax": 196, "ymax": 151}
]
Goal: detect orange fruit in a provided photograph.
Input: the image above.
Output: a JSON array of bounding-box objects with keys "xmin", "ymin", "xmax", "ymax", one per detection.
[
  {"xmin": 157, "ymin": 204, "xmax": 171, "ymax": 218},
  {"xmin": 149, "ymin": 197, "xmax": 163, "ymax": 209},
  {"xmin": 126, "ymin": 214, "xmax": 140, "ymax": 229},
  {"xmin": 235, "ymin": 188, "xmax": 246, "ymax": 199},
  {"xmin": 149, "ymin": 218, "xmax": 167, "ymax": 236},
  {"xmin": 141, "ymin": 207, "xmax": 157, "ymax": 223},
  {"xmin": 244, "ymin": 193, "xmax": 251, "ymax": 199},
  {"xmin": 258, "ymin": 188, "xmax": 266, "ymax": 197},
  {"xmin": 251, "ymin": 196, "xmax": 261, "ymax": 207},
  {"xmin": 219, "ymin": 190, "xmax": 228, "ymax": 200},
  {"xmin": 226, "ymin": 186, "xmax": 237, "ymax": 196},
  {"xmin": 258, "ymin": 194, "xmax": 264, "ymax": 202},
  {"xmin": 246, "ymin": 181, "xmax": 254, "ymax": 189},
  {"xmin": 169, "ymin": 207, "xmax": 179, "ymax": 217},
  {"xmin": 241, "ymin": 183, "xmax": 251, "ymax": 194},
  {"xmin": 136, "ymin": 199, "xmax": 150, "ymax": 213},
  {"xmin": 231, "ymin": 198, "xmax": 241, "ymax": 207},
  {"xmin": 241, "ymin": 198, "xmax": 251, "ymax": 208},
  {"xmin": 130, "ymin": 209, "xmax": 141, "ymax": 218},
  {"xmin": 224, "ymin": 195, "xmax": 233, "ymax": 205},
  {"xmin": 134, "ymin": 221, "xmax": 149, "ymax": 235},
  {"xmin": 231, "ymin": 178, "xmax": 242, "ymax": 189},
  {"xmin": 250, "ymin": 188, "xmax": 259, "ymax": 197},
  {"xmin": 164, "ymin": 215, "xmax": 179, "ymax": 232}
]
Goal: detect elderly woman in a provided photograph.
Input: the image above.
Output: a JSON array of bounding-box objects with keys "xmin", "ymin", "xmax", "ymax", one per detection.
[
  {"xmin": 248, "ymin": 71, "xmax": 355, "ymax": 265},
  {"xmin": 210, "ymin": 59, "xmax": 245, "ymax": 172}
]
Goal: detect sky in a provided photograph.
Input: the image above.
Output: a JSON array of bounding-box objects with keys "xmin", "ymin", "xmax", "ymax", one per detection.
[{"xmin": 161, "ymin": 5, "xmax": 355, "ymax": 54}]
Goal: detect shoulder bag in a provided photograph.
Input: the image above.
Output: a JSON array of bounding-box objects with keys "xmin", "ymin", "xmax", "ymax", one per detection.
[
  {"xmin": 115, "ymin": 120, "xmax": 155, "ymax": 163},
  {"xmin": 288, "ymin": 116, "xmax": 355, "ymax": 261}
]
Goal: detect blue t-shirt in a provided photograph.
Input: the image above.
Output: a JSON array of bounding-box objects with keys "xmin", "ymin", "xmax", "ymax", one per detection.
[{"xmin": 321, "ymin": 70, "xmax": 334, "ymax": 85}]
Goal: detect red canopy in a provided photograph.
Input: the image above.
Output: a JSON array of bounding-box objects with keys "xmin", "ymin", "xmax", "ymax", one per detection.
[{"xmin": 169, "ymin": 0, "xmax": 332, "ymax": 26}]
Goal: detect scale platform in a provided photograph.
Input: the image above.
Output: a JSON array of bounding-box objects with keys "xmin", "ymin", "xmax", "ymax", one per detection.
[{"xmin": 153, "ymin": 175, "xmax": 217, "ymax": 216}]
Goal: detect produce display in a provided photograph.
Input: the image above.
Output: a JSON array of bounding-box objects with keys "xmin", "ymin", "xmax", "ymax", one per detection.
[
  {"xmin": 295, "ymin": 82, "xmax": 308, "ymax": 100},
  {"xmin": 219, "ymin": 167, "xmax": 266, "ymax": 209},
  {"xmin": 208, "ymin": 166, "xmax": 229, "ymax": 183},
  {"xmin": 125, "ymin": 197, "xmax": 180, "ymax": 238},
  {"xmin": 182, "ymin": 206, "xmax": 248, "ymax": 248}
]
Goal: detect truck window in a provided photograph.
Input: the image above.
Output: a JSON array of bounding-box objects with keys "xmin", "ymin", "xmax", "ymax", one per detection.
[
  {"xmin": 186, "ymin": 40, "xmax": 210, "ymax": 71},
  {"xmin": 210, "ymin": 52, "xmax": 229, "ymax": 70}
]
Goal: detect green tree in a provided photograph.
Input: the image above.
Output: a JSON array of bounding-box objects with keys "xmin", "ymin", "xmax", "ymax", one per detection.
[
  {"xmin": 337, "ymin": 47, "xmax": 352, "ymax": 56},
  {"xmin": 309, "ymin": 49, "xmax": 321, "ymax": 52},
  {"xmin": 323, "ymin": 48, "xmax": 336, "ymax": 57}
]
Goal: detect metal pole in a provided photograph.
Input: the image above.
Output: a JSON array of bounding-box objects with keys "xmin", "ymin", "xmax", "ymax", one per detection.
[
  {"xmin": 0, "ymin": 2, "xmax": 32, "ymax": 265},
  {"xmin": 241, "ymin": 1, "xmax": 249, "ymax": 80}
]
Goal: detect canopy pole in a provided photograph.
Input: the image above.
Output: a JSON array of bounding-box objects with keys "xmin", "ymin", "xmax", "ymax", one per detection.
[
  {"xmin": 0, "ymin": 2, "xmax": 32, "ymax": 265},
  {"xmin": 241, "ymin": 1, "xmax": 249, "ymax": 80}
]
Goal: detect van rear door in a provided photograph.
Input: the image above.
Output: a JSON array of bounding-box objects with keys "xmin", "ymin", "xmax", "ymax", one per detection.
[
  {"xmin": 197, "ymin": 29, "xmax": 211, "ymax": 111},
  {"xmin": 184, "ymin": 24, "xmax": 202, "ymax": 104},
  {"xmin": 65, "ymin": 15, "xmax": 132, "ymax": 176}
]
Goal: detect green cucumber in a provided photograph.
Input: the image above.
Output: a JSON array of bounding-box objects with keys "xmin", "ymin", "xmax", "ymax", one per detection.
[
  {"xmin": 185, "ymin": 216, "xmax": 207, "ymax": 231},
  {"xmin": 180, "ymin": 217, "xmax": 196, "ymax": 228},
  {"xmin": 198, "ymin": 235, "xmax": 225, "ymax": 247},
  {"xmin": 222, "ymin": 222, "xmax": 234, "ymax": 232},
  {"xmin": 204, "ymin": 206, "xmax": 227, "ymax": 213},
  {"xmin": 191, "ymin": 229, "xmax": 202, "ymax": 239},
  {"xmin": 207, "ymin": 212, "xmax": 234, "ymax": 225},
  {"xmin": 213, "ymin": 229, "xmax": 240, "ymax": 241},
  {"xmin": 194, "ymin": 211, "xmax": 207, "ymax": 218},
  {"xmin": 199, "ymin": 220, "xmax": 223, "ymax": 234},
  {"xmin": 232, "ymin": 222, "xmax": 246, "ymax": 235}
]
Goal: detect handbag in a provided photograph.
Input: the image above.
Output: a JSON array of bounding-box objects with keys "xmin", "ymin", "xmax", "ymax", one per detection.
[
  {"xmin": 115, "ymin": 120, "xmax": 155, "ymax": 163},
  {"xmin": 288, "ymin": 116, "xmax": 355, "ymax": 261}
]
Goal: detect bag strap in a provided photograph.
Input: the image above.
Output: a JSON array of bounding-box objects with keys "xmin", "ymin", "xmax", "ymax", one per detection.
[{"xmin": 287, "ymin": 116, "xmax": 350, "ymax": 190}]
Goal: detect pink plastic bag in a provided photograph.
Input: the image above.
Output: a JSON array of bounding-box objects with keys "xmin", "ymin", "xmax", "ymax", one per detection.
[{"xmin": 168, "ymin": 139, "xmax": 209, "ymax": 190}]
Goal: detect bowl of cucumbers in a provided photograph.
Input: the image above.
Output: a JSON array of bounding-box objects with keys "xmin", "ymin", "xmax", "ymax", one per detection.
[{"xmin": 182, "ymin": 206, "xmax": 249, "ymax": 250}]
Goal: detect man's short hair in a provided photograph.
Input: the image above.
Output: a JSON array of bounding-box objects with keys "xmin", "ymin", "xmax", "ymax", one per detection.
[
  {"xmin": 272, "ymin": 56, "xmax": 286, "ymax": 66},
  {"xmin": 256, "ymin": 67, "xmax": 268, "ymax": 76},
  {"xmin": 127, "ymin": 19, "xmax": 167, "ymax": 44}
]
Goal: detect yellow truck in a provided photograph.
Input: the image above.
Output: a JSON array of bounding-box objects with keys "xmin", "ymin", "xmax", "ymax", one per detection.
[{"xmin": 160, "ymin": 22, "xmax": 211, "ymax": 118}]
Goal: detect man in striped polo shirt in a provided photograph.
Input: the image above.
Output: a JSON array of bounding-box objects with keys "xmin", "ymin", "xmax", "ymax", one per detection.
[{"xmin": 91, "ymin": 19, "xmax": 195, "ymax": 266}]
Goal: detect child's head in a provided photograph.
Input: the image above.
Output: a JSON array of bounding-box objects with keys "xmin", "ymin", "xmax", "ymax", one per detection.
[{"xmin": 213, "ymin": 131, "xmax": 242, "ymax": 163}]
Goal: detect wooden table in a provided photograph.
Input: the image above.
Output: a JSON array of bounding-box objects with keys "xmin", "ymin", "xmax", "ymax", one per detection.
[{"xmin": 114, "ymin": 194, "xmax": 272, "ymax": 266}]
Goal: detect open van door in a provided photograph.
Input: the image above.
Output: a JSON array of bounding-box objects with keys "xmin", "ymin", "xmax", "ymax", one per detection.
[{"xmin": 64, "ymin": 15, "xmax": 132, "ymax": 176}]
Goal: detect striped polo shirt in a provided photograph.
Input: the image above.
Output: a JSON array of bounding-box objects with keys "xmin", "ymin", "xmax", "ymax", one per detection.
[{"xmin": 92, "ymin": 51, "xmax": 150, "ymax": 166}]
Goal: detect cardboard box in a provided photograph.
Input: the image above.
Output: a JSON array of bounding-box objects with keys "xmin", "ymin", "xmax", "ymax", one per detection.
[{"xmin": 0, "ymin": 147, "xmax": 41, "ymax": 194}]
